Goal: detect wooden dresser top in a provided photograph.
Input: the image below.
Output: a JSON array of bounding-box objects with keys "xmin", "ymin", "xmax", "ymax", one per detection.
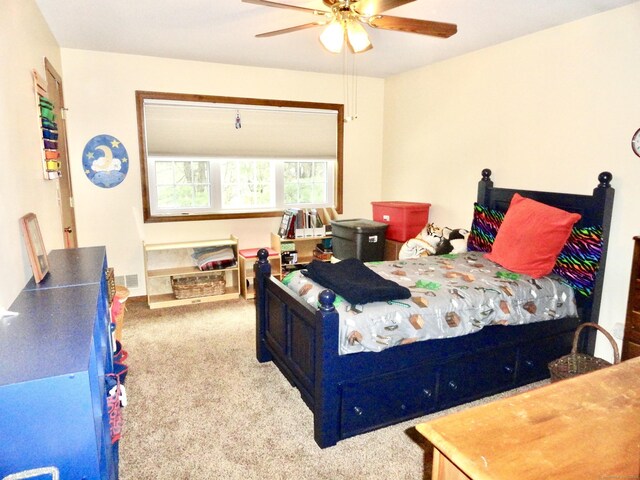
[{"xmin": 417, "ymin": 357, "xmax": 640, "ymax": 480}]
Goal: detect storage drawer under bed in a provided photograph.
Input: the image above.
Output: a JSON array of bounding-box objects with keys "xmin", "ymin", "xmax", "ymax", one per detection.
[
  {"xmin": 517, "ymin": 332, "xmax": 574, "ymax": 384},
  {"xmin": 339, "ymin": 348, "xmax": 517, "ymax": 438},
  {"xmin": 340, "ymin": 367, "xmax": 438, "ymax": 438},
  {"xmin": 438, "ymin": 349, "xmax": 517, "ymax": 407}
]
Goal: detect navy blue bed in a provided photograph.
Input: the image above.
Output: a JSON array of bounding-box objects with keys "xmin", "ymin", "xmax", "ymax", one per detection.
[{"xmin": 254, "ymin": 169, "xmax": 614, "ymax": 448}]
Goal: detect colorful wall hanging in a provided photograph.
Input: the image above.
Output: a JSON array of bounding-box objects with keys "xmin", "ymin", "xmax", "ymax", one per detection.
[
  {"xmin": 82, "ymin": 134, "xmax": 129, "ymax": 188},
  {"xmin": 32, "ymin": 69, "xmax": 61, "ymax": 180}
]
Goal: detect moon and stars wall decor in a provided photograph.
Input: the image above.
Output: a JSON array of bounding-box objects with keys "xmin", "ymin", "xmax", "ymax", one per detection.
[{"xmin": 82, "ymin": 134, "xmax": 129, "ymax": 188}]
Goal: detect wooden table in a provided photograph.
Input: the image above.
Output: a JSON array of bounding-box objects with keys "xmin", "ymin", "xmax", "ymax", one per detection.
[{"xmin": 417, "ymin": 357, "xmax": 640, "ymax": 480}]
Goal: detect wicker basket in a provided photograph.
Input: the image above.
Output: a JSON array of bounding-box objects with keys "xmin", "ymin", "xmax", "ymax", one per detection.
[
  {"xmin": 548, "ymin": 322, "xmax": 620, "ymax": 382},
  {"xmin": 171, "ymin": 272, "xmax": 226, "ymax": 299}
]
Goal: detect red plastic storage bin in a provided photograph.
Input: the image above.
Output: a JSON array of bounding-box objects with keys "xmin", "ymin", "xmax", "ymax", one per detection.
[{"xmin": 371, "ymin": 201, "xmax": 431, "ymax": 242}]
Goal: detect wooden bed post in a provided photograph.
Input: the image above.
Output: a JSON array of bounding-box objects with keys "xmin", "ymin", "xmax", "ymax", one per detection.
[
  {"xmin": 254, "ymin": 248, "xmax": 273, "ymax": 363},
  {"xmin": 313, "ymin": 289, "xmax": 341, "ymax": 448},
  {"xmin": 477, "ymin": 168, "xmax": 493, "ymax": 205},
  {"xmin": 582, "ymin": 171, "xmax": 614, "ymax": 354}
]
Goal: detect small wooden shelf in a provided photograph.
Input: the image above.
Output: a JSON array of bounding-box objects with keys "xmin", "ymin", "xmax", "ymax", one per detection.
[
  {"xmin": 143, "ymin": 236, "xmax": 240, "ymax": 309},
  {"xmin": 147, "ymin": 288, "xmax": 240, "ymax": 308},
  {"xmin": 146, "ymin": 265, "xmax": 238, "ymax": 278},
  {"xmin": 239, "ymin": 249, "xmax": 281, "ymax": 300},
  {"xmin": 270, "ymin": 232, "xmax": 331, "ymax": 277},
  {"xmin": 144, "ymin": 238, "xmax": 236, "ymax": 251}
]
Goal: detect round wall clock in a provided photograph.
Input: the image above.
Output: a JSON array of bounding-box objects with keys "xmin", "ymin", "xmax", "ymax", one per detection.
[{"xmin": 632, "ymin": 128, "xmax": 640, "ymax": 158}]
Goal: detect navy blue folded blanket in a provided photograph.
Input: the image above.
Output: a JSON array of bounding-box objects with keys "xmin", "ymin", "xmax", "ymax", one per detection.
[{"xmin": 303, "ymin": 258, "xmax": 411, "ymax": 305}]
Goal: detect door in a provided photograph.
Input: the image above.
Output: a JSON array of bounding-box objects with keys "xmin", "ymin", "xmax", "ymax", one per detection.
[{"xmin": 44, "ymin": 58, "xmax": 77, "ymax": 248}]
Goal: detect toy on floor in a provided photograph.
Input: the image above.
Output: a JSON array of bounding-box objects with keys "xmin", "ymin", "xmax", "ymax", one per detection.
[{"xmin": 398, "ymin": 223, "xmax": 469, "ymax": 259}]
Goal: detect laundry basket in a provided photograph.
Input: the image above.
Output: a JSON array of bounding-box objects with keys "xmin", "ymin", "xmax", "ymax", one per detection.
[{"xmin": 548, "ymin": 322, "xmax": 620, "ymax": 382}]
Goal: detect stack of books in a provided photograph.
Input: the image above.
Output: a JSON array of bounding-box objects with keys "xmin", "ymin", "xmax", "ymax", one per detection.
[
  {"xmin": 313, "ymin": 240, "xmax": 333, "ymax": 261},
  {"xmin": 277, "ymin": 208, "xmax": 327, "ymax": 239}
]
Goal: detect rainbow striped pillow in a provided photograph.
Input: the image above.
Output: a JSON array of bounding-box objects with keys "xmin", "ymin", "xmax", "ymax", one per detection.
[
  {"xmin": 467, "ymin": 203, "xmax": 504, "ymax": 253},
  {"xmin": 552, "ymin": 225, "xmax": 603, "ymax": 297},
  {"xmin": 467, "ymin": 203, "xmax": 602, "ymax": 296}
]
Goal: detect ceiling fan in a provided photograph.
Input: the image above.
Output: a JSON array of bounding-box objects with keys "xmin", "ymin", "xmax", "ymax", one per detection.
[{"xmin": 242, "ymin": 0, "xmax": 457, "ymax": 54}]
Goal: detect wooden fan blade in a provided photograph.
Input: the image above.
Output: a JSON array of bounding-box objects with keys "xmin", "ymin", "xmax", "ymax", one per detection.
[
  {"xmin": 243, "ymin": 0, "xmax": 329, "ymax": 15},
  {"xmin": 255, "ymin": 22, "xmax": 325, "ymax": 38},
  {"xmin": 368, "ymin": 15, "xmax": 457, "ymax": 38},
  {"xmin": 352, "ymin": 0, "xmax": 416, "ymax": 15}
]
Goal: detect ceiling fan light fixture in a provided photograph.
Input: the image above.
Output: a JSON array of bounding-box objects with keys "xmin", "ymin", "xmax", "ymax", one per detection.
[
  {"xmin": 319, "ymin": 19, "xmax": 345, "ymax": 53},
  {"xmin": 346, "ymin": 20, "xmax": 372, "ymax": 53}
]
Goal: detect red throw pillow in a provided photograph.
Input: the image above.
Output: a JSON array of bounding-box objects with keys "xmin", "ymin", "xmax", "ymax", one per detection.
[{"xmin": 485, "ymin": 193, "xmax": 581, "ymax": 278}]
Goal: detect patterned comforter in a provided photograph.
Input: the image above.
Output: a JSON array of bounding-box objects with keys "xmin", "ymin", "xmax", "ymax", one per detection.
[{"xmin": 282, "ymin": 252, "xmax": 578, "ymax": 355}]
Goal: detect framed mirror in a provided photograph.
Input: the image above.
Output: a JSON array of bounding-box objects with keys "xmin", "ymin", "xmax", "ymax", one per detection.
[{"xmin": 20, "ymin": 213, "xmax": 49, "ymax": 283}]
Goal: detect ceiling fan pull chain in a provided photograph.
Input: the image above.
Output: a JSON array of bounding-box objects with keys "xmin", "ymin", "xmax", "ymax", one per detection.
[
  {"xmin": 352, "ymin": 52, "xmax": 358, "ymax": 121},
  {"xmin": 342, "ymin": 47, "xmax": 349, "ymax": 120},
  {"xmin": 343, "ymin": 48, "xmax": 358, "ymax": 122}
]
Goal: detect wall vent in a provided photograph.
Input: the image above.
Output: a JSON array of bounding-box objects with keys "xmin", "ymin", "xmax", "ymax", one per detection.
[{"xmin": 115, "ymin": 274, "xmax": 139, "ymax": 289}]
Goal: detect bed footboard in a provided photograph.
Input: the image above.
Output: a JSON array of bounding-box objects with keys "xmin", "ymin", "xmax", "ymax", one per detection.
[{"xmin": 254, "ymin": 249, "xmax": 342, "ymax": 447}]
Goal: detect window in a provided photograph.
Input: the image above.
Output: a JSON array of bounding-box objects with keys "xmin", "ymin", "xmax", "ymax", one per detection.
[
  {"xmin": 284, "ymin": 160, "xmax": 329, "ymax": 205},
  {"xmin": 148, "ymin": 156, "xmax": 334, "ymax": 217},
  {"xmin": 222, "ymin": 158, "xmax": 272, "ymax": 209},
  {"xmin": 155, "ymin": 159, "xmax": 210, "ymax": 209},
  {"xmin": 136, "ymin": 92, "xmax": 343, "ymax": 222}
]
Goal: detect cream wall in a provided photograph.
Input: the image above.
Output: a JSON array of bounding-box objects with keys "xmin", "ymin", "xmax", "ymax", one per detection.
[
  {"xmin": 383, "ymin": 2, "xmax": 640, "ymax": 358},
  {"xmin": 0, "ymin": 0, "xmax": 63, "ymax": 307},
  {"xmin": 59, "ymin": 49, "xmax": 385, "ymax": 297}
]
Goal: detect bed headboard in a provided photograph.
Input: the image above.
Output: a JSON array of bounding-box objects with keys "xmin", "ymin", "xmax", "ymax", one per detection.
[{"xmin": 476, "ymin": 168, "xmax": 614, "ymax": 354}]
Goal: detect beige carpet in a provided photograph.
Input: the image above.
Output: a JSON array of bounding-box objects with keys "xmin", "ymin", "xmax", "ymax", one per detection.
[{"xmin": 118, "ymin": 298, "xmax": 545, "ymax": 479}]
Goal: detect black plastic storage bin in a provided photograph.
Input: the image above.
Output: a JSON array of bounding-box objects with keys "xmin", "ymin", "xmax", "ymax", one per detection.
[{"xmin": 331, "ymin": 219, "xmax": 388, "ymax": 262}]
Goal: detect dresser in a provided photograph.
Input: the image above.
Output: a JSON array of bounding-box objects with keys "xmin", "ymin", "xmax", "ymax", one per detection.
[
  {"xmin": 622, "ymin": 236, "xmax": 640, "ymax": 360},
  {"xmin": 0, "ymin": 247, "xmax": 119, "ymax": 479},
  {"xmin": 417, "ymin": 357, "xmax": 640, "ymax": 480}
]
